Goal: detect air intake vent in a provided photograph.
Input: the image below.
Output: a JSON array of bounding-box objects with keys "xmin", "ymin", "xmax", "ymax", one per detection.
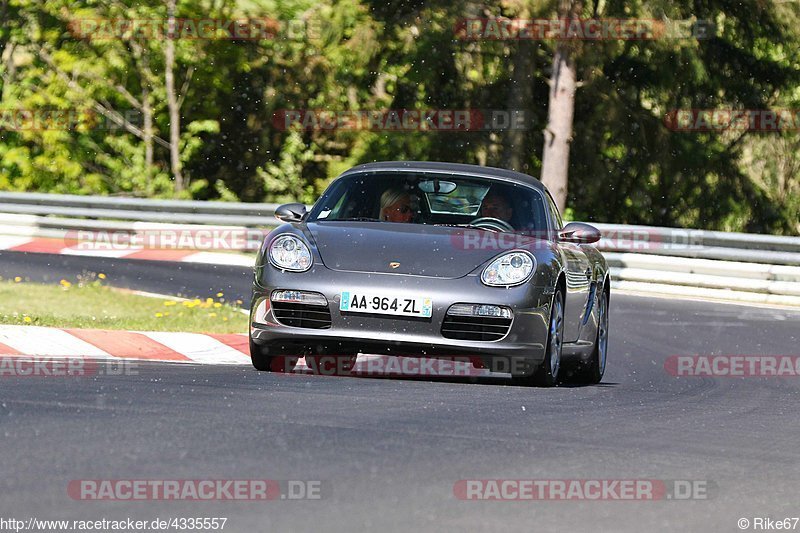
[
  {"xmin": 272, "ymin": 302, "xmax": 332, "ymax": 329},
  {"xmin": 441, "ymin": 315, "xmax": 512, "ymax": 341}
]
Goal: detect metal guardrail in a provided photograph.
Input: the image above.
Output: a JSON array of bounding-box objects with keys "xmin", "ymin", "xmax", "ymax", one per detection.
[
  {"xmin": 591, "ymin": 223, "xmax": 800, "ymax": 266},
  {"xmin": 0, "ymin": 191, "xmax": 280, "ymax": 215},
  {"xmin": 1, "ymin": 191, "xmax": 799, "ymax": 305},
  {"xmin": 0, "ymin": 192, "xmax": 282, "ymax": 227},
  {"xmin": 592, "ymin": 222, "xmax": 800, "ymax": 253}
]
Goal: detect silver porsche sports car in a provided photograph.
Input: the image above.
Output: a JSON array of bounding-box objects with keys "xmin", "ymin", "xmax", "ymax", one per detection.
[{"xmin": 249, "ymin": 161, "xmax": 609, "ymax": 386}]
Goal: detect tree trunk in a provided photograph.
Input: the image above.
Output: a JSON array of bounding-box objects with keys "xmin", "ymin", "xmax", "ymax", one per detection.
[
  {"xmin": 0, "ymin": 0, "xmax": 7, "ymax": 58},
  {"xmin": 0, "ymin": 0, "xmax": 9, "ymax": 98},
  {"xmin": 541, "ymin": 0, "xmax": 580, "ymax": 211},
  {"xmin": 138, "ymin": 48, "xmax": 153, "ymax": 176},
  {"xmin": 165, "ymin": 0, "xmax": 183, "ymax": 191},
  {"xmin": 501, "ymin": 39, "xmax": 535, "ymax": 172}
]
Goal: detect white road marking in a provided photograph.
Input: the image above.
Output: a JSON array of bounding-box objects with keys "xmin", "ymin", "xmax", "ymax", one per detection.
[
  {"xmin": 181, "ymin": 252, "xmax": 254, "ymax": 266},
  {"xmin": 60, "ymin": 247, "xmax": 139, "ymax": 258}
]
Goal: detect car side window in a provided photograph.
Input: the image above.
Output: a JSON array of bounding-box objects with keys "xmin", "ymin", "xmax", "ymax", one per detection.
[
  {"xmin": 335, "ymin": 179, "xmax": 374, "ymax": 219},
  {"xmin": 546, "ymin": 192, "xmax": 563, "ymax": 231}
]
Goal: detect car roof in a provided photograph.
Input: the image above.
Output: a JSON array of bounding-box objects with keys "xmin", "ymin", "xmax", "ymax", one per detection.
[{"xmin": 340, "ymin": 161, "xmax": 546, "ymax": 192}]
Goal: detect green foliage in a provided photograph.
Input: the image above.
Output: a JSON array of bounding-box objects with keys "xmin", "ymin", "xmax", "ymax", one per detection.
[
  {"xmin": 0, "ymin": 0, "xmax": 798, "ymax": 233},
  {"xmin": 258, "ymin": 131, "xmax": 320, "ymax": 204}
]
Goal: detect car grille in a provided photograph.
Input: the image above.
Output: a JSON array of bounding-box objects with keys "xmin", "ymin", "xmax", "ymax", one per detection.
[
  {"xmin": 271, "ymin": 302, "xmax": 332, "ymax": 329},
  {"xmin": 440, "ymin": 315, "xmax": 512, "ymax": 341}
]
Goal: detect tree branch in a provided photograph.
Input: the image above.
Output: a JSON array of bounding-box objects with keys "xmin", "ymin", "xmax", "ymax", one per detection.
[
  {"xmin": 37, "ymin": 47, "xmax": 170, "ymax": 149},
  {"xmin": 177, "ymin": 66, "xmax": 194, "ymax": 110}
]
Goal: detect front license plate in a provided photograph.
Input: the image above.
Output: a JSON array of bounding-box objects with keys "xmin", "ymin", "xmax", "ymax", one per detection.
[{"xmin": 340, "ymin": 291, "xmax": 432, "ymax": 318}]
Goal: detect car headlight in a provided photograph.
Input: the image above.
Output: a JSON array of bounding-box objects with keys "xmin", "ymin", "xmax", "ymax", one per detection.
[
  {"xmin": 481, "ymin": 251, "xmax": 535, "ymax": 287},
  {"xmin": 268, "ymin": 234, "xmax": 312, "ymax": 272}
]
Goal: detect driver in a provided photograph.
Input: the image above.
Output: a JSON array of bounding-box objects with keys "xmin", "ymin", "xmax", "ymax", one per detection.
[
  {"xmin": 479, "ymin": 188, "xmax": 514, "ymax": 224},
  {"xmin": 379, "ymin": 187, "xmax": 416, "ymax": 223}
]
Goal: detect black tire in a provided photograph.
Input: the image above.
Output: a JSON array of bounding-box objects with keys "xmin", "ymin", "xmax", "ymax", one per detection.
[
  {"xmin": 249, "ymin": 339, "xmax": 297, "ymax": 373},
  {"xmin": 512, "ymin": 288, "xmax": 564, "ymax": 387},
  {"xmin": 573, "ymin": 286, "xmax": 608, "ymax": 385}
]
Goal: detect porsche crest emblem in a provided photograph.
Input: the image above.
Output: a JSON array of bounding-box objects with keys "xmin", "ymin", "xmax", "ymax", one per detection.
[{"xmin": 389, "ymin": 262, "xmax": 401, "ymax": 269}]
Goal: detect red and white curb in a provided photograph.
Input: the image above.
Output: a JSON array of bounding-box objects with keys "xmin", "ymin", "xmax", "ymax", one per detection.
[
  {"xmin": 0, "ymin": 325, "xmax": 251, "ymax": 364},
  {"xmin": 0, "ymin": 236, "xmax": 254, "ymax": 266}
]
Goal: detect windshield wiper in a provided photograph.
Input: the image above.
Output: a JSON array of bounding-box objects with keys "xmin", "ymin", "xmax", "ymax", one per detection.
[{"xmin": 329, "ymin": 217, "xmax": 381, "ymax": 222}]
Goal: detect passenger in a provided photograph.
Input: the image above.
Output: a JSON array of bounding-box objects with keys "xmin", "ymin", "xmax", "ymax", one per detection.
[
  {"xmin": 479, "ymin": 188, "xmax": 514, "ymax": 223},
  {"xmin": 379, "ymin": 188, "xmax": 415, "ymax": 223}
]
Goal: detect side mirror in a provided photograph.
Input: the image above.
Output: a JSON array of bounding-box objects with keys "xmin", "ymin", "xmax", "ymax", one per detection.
[
  {"xmin": 559, "ymin": 222, "xmax": 601, "ymax": 244},
  {"xmin": 274, "ymin": 203, "xmax": 307, "ymax": 223}
]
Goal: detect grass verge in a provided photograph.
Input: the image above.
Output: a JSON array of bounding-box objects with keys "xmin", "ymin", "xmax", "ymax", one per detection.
[{"xmin": 0, "ymin": 276, "xmax": 247, "ymax": 333}]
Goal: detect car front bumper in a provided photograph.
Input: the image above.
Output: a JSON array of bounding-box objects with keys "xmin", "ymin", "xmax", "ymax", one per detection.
[{"xmin": 250, "ymin": 264, "xmax": 553, "ymax": 370}]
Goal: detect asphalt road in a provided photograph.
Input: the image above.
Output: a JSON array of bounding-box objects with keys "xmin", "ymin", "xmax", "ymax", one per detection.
[
  {"xmin": 1, "ymin": 251, "xmax": 799, "ymax": 532},
  {"xmin": 0, "ymin": 251, "xmax": 253, "ymax": 302}
]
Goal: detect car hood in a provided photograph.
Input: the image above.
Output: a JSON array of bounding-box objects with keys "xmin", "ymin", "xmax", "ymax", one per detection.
[{"xmin": 306, "ymin": 222, "xmax": 545, "ymax": 279}]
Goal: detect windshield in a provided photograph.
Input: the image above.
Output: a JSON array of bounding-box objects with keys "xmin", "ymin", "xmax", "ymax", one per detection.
[{"xmin": 308, "ymin": 172, "xmax": 548, "ymax": 233}]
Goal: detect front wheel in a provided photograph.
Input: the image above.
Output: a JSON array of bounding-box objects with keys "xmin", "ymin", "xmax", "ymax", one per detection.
[
  {"xmin": 249, "ymin": 339, "xmax": 298, "ymax": 373},
  {"xmin": 574, "ymin": 286, "xmax": 608, "ymax": 384},
  {"xmin": 512, "ymin": 289, "xmax": 564, "ymax": 387}
]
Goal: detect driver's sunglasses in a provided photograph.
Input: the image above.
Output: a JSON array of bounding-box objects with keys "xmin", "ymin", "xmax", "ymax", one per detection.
[{"xmin": 395, "ymin": 206, "xmax": 413, "ymax": 214}]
